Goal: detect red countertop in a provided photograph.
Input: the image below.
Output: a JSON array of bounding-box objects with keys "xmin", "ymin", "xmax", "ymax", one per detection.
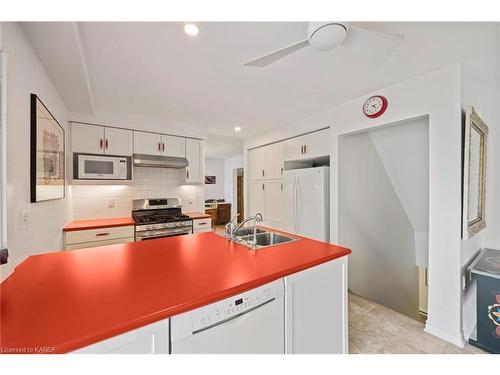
[
  {"xmin": 63, "ymin": 217, "xmax": 135, "ymax": 232},
  {"xmin": 0, "ymin": 231, "xmax": 350, "ymax": 354},
  {"xmin": 183, "ymin": 211, "xmax": 212, "ymax": 220}
]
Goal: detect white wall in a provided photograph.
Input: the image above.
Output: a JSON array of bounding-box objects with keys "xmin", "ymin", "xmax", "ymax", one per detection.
[
  {"xmin": 224, "ymin": 155, "xmax": 243, "ymax": 218},
  {"xmin": 245, "ymin": 64, "xmax": 467, "ymax": 346},
  {"xmin": 1, "ymin": 23, "xmax": 72, "ymax": 280},
  {"xmin": 204, "ymin": 158, "xmax": 225, "ymax": 200},
  {"xmin": 71, "ymin": 167, "xmax": 202, "ymax": 218},
  {"xmin": 340, "ymin": 131, "xmax": 419, "ymax": 319},
  {"xmin": 460, "ymin": 25, "xmax": 500, "ymax": 340}
]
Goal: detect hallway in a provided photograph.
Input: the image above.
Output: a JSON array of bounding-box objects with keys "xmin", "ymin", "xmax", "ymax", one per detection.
[{"xmin": 349, "ymin": 293, "xmax": 485, "ymax": 354}]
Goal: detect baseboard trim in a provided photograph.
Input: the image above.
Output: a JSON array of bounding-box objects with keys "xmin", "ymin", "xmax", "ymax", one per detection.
[{"xmin": 425, "ymin": 324, "xmax": 466, "ymax": 347}]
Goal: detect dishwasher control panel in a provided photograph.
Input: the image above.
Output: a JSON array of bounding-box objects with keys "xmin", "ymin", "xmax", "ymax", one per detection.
[{"xmin": 191, "ymin": 281, "xmax": 278, "ymax": 332}]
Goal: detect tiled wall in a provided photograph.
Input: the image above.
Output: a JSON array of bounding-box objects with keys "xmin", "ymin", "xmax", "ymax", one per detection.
[{"xmin": 71, "ymin": 167, "xmax": 202, "ymax": 219}]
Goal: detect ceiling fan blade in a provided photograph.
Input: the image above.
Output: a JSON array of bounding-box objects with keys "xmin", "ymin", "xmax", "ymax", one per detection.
[
  {"xmin": 341, "ymin": 27, "xmax": 403, "ymax": 66},
  {"xmin": 244, "ymin": 39, "xmax": 309, "ymax": 67}
]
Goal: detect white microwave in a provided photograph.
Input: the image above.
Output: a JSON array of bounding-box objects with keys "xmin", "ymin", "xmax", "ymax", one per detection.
[{"xmin": 74, "ymin": 153, "xmax": 132, "ymax": 180}]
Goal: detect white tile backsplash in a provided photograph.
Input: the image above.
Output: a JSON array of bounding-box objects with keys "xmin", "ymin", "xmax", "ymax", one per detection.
[{"xmin": 71, "ymin": 167, "xmax": 203, "ymax": 219}]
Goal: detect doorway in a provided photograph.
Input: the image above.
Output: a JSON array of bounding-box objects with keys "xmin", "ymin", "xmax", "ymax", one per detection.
[
  {"xmin": 234, "ymin": 168, "xmax": 244, "ymax": 223},
  {"xmin": 339, "ymin": 117, "xmax": 429, "ymax": 320}
]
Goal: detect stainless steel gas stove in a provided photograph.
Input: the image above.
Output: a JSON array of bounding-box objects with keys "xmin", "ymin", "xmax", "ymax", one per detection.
[{"xmin": 132, "ymin": 198, "xmax": 193, "ymax": 241}]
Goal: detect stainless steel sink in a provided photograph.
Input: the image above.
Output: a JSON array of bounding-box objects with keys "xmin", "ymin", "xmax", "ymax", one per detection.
[
  {"xmin": 233, "ymin": 227, "xmax": 265, "ymax": 237},
  {"xmin": 240, "ymin": 232, "xmax": 297, "ymax": 249}
]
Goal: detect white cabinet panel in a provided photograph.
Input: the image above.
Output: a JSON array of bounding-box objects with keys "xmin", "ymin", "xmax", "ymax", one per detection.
[
  {"xmin": 266, "ymin": 142, "xmax": 284, "ymax": 180},
  {"xmin": 304, "ymin": 129, "xmax": 330, "ymax": 159},
  {"xmin": 163, "ymin": 135, "xmax": 185, "ymax": 157},
  {"xmin": 73, "ymin": 318, "xmax": 169, "ymax": 354},
  {"xmin": 193, "ymin": 218, "xmax": 212, "ymax": 233},
  {"xmin": 248, "ymin": 147, "xmax": 267, "ymax": 181},
  {"xmin": 65, "ymin": 237, "xmax": 135, "ymax": 250},
  {"xmin": 285, "ymin": 257, "xmax": 348, "ymax": 354},
  {"xmin": 185, "ymin": 138, "xmax": 202, "ymax": 184},
  {"xmin": 264, "ymin": 181, "xmax": 284, "ymax": 227},
  {"xmin": 71, "ymin": 123, "xmax": 105, "ymax": 154},
  {"xmin": 133, "ymin": 131, "xmax": 162, "ymax": 156},
  {"xmin": 105, "ymin": 127, "xmax": 133, "ymax": 156},
  {"xmin": 284, "ymin": 136, "xmax": 305, "ymax": 161},
  {"xmin": 249, "ymin": 182, "xmax": 265, "ymax": 217}
]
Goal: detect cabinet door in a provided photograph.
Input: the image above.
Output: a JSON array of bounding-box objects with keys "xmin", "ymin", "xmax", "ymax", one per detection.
[
  {"xmin": 266, "ymin": 142, "xmax": 284, "ymax": 180},
  {"xmin": 217, "ymin": 204, "xmax": 231, "ymax": 225},
  {"xmin": 163, "ymin": 135, "xmax": 185, "ymax": 157},
  {"xmin": 73, "ymin": 318, "xmax": 169, "ymax": 354},
  {"xmin": 304, "ymin": 129, "xmax": 330, "ymax": 159},
  {"xmin": 248, "ymin": 147, "xmax": 267, "ymax": 181},
  {"xmin": 285, "ymin": 257, "xmax": 348, "ymax": 354},
  {"xmin": 185, "ymin": 138, "xmax": 202, "ymax": 183},
  {"xmin": 104, "ymin": 127, "xmax": 133, "ymax": 156},
  {"xmin": 249, "ymin": 182, "xmax": 266, "ymax": 217},
  {"xmin": 264, "ymin": 181, "xmax": 284, "ymax": 227},
  {"xmin": 134, "ymin": 131, "xmax": 162, "ymax": 156},
  {"xmin": 71, "ymin": 123, "xmax": 105, "ymax": 154},
  {"xmin": 284, "ymin": 136, "xmax": 305, "ymax": 161}
]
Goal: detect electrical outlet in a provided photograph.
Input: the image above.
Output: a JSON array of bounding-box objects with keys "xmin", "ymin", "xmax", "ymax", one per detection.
[
  {"xmin": 21, "ymin": 210, "xmax": 29, "ymax": 230},
  {"xmin": 107, "ymin": 198, "xmax": 115, "ymax": 208}
]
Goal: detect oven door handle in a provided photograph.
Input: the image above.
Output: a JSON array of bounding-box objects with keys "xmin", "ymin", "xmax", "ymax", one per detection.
[{"xmin": 136, "ymin": 228, "xmax": 191, "ymax": 240}]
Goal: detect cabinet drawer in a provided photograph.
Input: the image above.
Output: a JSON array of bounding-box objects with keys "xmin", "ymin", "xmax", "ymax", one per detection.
[
  {"xmin": 65, "ymin": 225, "xmax": 135, "ymax": 245},
  {"xmin": 193, "ymin": 218, "xmax": 212, "ymax": 231},
  {"xmin": 65, "ymin": 237, "xmax": 135, "ymax": 250}
]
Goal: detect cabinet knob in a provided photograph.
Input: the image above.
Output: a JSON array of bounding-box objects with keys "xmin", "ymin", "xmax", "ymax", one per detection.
[
  {"xmin": 300, "ymin": 145, "xmax": 303, "ymax": 154},
  {"xmin": 105, "ymin": 139, "xmax": 109, "ymax": 149},
  {"xmin": 304, "ymin": 145, "xmax": 307, "ymax": 154},
  {"xmin": 187, "ymin": 170, "xmax": 190, "ymax": 179},
  {"xmin": 262, "ymin": 169, "xmax": 265, "ymax": 177},
  {"xmin": 100, "ymin": 138, "xmax": 103, "ymax": 149},
  {"xmin": 158, "ymin": 142, "xmax": 161, "ymax": 151}
]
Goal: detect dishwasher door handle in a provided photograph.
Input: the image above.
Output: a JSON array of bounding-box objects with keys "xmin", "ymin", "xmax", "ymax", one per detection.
[{"xmin": 192, "ymin": 298, "xmax": 275, "ymax": 335}]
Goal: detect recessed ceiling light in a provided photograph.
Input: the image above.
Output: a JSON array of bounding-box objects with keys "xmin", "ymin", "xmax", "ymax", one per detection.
[
  {"xmin": 234, "ymin": 126, "xmax": 242, "ymax": 132},
  {"xmin": 184, "ymin": 23, "xmax": 200, "ymax": 36}
]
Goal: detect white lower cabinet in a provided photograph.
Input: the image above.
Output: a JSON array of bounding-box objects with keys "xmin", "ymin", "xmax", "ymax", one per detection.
[
  {"xmin": 64, "ymin": 225, "xmax": 135, "ymax": 250},
  {"xmin": 73, "ymin": 319, "xmax": 169, "ymax": 354},
  {"xmin": 249, "ymin": 181, "xmax": 266, "ymax": 217},
  {"xmin": 193, "ymin": 218, "xmax": 212, "ymax": 233},
  {"xmin": 284, "ymin": 257, "xmax": 348, "ymax": 354}
]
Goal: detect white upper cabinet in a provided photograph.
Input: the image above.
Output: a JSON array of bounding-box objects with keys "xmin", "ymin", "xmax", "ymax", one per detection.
[
  {"xmin": 185, "ymin": 138, "xmax": 202, "ymax": 184},
  {"xmin": 284, "ymin": 129, "xmax": 330, "ymax": 161},
  {"xmin": 133, "ymin": 131, "xmax": 163, "ymax": 156},
  {"xmin": 104, "ymin": 127, "xmax": 133, "ymax": 156},
  {"xmin": 249, "ymin": 182, "xmax": 266, "ymax": 217},
  {"xmin": 248, "ymin": 141, "xmax": 284, "ymax": 181},
  {"xmin": 304, "ymin": 129, "xmax": 330, "ymax": 159},
  {"xmin": 71, "ymin": 123, "xmax": 105, "ymax": 154},
  {"xmin": 266, "ymin": 142, "xmax": 284, "ymax": 180},
  {"xmin": 248, "ymin": 147, "xmax": 267, "ymax": 181},
  {"xmin": 163, "ymin": 135, "xmax": 185, "ymax": 157},
  {"xmin": 284, "ymin": 136, "xmax": 304, "ymax": 162},
  {"xmin": 264, "ymin": 181, "xmax": 284, "ymax": 227},
  {"xmin": 133, "ymin": 131, "xmax": 186, "ymax": 157},
  {"xmin": 71, "ymin": 123, "xmax": 132, "ymax": 156}
]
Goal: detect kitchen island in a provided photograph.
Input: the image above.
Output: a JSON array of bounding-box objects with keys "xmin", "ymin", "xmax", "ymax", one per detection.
[{"xmin": 0, "ymin": 229, "xmax": 350, "ymax": 354}]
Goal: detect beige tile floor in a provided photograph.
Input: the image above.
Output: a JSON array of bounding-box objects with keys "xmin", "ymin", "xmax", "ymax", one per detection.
[{"xmin": 349, "ymin": 292, "xmax": 486, "ymax": 354}]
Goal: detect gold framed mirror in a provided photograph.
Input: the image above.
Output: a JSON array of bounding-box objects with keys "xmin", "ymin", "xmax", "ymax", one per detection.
[{"xmin": 462, "ymin": 105, "xmax": 488, "ymax": 239}]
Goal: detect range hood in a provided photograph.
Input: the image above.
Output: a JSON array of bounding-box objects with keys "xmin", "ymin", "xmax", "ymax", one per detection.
[{"xmin": 133, "ymin": 154, "xmax": 189, "ymax": 169}]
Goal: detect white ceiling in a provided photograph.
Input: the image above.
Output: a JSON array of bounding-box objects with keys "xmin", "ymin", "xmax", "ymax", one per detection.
[
  {"xmin": 205, "ymin": 134, "xmax": 243, "ymax": 159},
  {"xmin": 20, "ymin": 22, "xmax": 498, "ymax": 140}
]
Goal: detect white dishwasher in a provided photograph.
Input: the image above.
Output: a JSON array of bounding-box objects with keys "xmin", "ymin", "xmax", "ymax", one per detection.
[{"xmin": 170, "ymin": 279, "xmax": 285, "ymax": 353}]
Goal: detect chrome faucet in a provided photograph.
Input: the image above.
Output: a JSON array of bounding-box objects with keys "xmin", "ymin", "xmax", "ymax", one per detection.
[
  {"xmin": 224, "ymin": 214, "xmax": 240, "ymax": 240},
  {"xmin": 233, "ymin": 213, "xmax": 263, "ymax": 249}
]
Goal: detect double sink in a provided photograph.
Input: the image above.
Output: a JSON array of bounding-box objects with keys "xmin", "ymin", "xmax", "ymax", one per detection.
[{"xmin": 221, "ymin": 227, "xmax": 299, "ymax": 250}]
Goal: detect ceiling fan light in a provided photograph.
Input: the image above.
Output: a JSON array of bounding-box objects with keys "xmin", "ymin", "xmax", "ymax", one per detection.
[{"xmin": 307, "ymin": 22, "xmax": 348, "ymax": 51}]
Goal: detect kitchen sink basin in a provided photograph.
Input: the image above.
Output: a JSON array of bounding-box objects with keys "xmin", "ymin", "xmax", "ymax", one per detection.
[
  {"xmin": 240, "ymin": 232, "xmax": 297, "ymax": 248},
  {"xmin": 233, "ymin": 227, "xmax": 265, "ymax": 237}
]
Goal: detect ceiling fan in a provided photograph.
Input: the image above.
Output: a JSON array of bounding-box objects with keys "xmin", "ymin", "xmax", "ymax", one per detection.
[{"xmin": 243, "ymin": 22, "xmax": 404, "ymax": 68}]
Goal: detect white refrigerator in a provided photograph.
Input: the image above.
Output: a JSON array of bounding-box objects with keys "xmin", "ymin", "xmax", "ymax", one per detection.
[{"xmin": 283, "ymin": 166, "xmax": 330, "ymax": 242}]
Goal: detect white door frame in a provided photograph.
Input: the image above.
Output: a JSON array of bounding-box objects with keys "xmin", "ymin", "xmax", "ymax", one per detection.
[{"xmin": 0, "ymin": 51, "xmax": 8, "ymax": 273}]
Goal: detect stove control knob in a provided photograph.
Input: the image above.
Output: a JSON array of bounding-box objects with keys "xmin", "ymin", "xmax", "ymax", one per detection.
[{"xmin": 146, "ymin": 225, "xmax": 152, "ymax": 230}]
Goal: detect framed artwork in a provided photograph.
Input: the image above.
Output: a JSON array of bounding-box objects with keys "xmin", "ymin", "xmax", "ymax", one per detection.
[
  {"xmin": 30, "ymin": 94, "xmax": 65, "ymax": 202},
  {"xmin": 462, "ymin": 105, "xmax": 488, "ymax": 239},
  {"xmin": 205, "ymin": 175, "xmax": 216, "ymax": 184}
]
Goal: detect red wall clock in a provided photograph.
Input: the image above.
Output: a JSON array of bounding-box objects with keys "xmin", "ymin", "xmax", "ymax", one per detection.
[{"xmin": 363, "ymin": 95, "xmax": 388, "ymax": 119}]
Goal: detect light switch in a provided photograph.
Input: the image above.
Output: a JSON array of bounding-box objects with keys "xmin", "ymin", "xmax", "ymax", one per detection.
[{"xmin": 21, "ymin": 210, "xmax": 29, "ymax": 230}]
